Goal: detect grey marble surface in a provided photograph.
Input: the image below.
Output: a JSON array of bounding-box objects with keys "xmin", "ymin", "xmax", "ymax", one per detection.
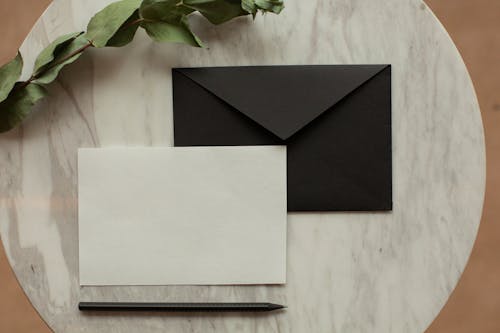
[{"xmin": 0, "ymin": 0, "xmax": 485, "ymax": 332}]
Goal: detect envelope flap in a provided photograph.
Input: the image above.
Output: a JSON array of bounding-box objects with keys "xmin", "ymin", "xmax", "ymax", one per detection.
[{"xmin": 174, "ymin": 65, "xmax": 389, "ymax": 140}]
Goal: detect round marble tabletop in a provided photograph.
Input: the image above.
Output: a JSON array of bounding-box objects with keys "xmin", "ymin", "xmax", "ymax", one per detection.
[{"xmin": 0, "ymin": 0, "xmax": 485, "ymax": 332}]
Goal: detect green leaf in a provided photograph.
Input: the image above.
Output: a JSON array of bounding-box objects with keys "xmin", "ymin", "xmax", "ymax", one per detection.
[
  {"xmin": 0, "ymin": 53, "xmax": 23, "ymax": 103},
  {"xmin": 0, "ymin": 83, "xmax": 47, "ymax": 133},
  {"xmin": 254, "ymin": 0, "xmax": 284, "ymax": 14},
  {"xmin": 241, "ymin": 0, "xmax": 257, "ymax": 17},
  {"xmin": 243, "ymin": 0, "xmax": 284, "ymax": 15},
  {"xmin": 182, "ymin": 0, "xmax": 247, "ymax": 25},
  {"xmin": 33, "ymin": 32, "xmax": 82, "ymax": 74},
  {"xmin": 141, "ymin": 16, "xmax": 203, "ymax": 47},
  {"xmin": 139, "ymin": 0, "xmax": 201, "ymax": 47},
  {"xmin": 106, "ymin": 10, "xmax": 141, "ymax": 47},
  {"xmin": 139, "ymin": 0, "xmax": 194, "ymax": 22},
  {"xmin": 33, "ymin": 35, "xmax": 91, "ymax": 85},
  {"xmin": 85, "ymin": 0, "xmax": 142, "ymax": 48}
]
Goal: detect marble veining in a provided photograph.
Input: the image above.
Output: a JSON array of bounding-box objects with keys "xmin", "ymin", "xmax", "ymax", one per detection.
[{"xmin": 0, "ymin": 0, "xmax": 485, "ymax": 332}]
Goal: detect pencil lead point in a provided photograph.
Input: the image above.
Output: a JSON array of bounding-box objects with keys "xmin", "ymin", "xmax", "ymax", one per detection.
[{"xmin": 269, "ymin": 303, "xmax": 286, "ymax": 310}]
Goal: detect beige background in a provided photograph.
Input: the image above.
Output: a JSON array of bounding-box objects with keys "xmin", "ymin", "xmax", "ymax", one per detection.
[{"xmin": 0, "ymin": 0, "xmax": 498, "ymax": 332}]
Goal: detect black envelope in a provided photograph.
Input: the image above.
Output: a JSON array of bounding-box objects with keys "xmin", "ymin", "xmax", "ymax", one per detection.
[{"xmin": 172, "ymin": 65, "xmax": 392, "ymax": 212}]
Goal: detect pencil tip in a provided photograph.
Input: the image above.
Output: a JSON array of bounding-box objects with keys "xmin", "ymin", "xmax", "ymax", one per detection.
[{"xmin": 269, "ymin": 303, "xmax": 286, "ymax": 310}]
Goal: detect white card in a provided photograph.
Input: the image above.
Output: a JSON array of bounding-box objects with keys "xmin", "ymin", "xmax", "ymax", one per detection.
[{"xmin": 78, "ymin": 146, "xmax": 287, "ymax": 285}]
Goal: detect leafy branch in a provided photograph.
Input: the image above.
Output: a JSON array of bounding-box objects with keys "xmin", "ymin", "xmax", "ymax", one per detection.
[{"xmin": 0, "ymin": 0, "xmax": 283, "ymax": 133}]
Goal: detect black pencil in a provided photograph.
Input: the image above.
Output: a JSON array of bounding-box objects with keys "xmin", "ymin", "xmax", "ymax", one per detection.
[{"xmin": 78, "ymin": 302, "xmax": 286, "ymax": 312}]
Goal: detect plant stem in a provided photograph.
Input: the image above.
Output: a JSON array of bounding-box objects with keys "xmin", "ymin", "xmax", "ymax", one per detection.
[
  {"xmin": 18, "ymin": 40, "xmax": 94, "ymax": 90},
  {"xmin": 123, "ymin": 17, "xmax": 145, "ymax": 30},
  {"xmin": 17, "ymin": 14, "xmax": 145, "ymax": 91},
  {"xmin": 35, "ymin": 41, "xmax": 93, "ymax": 79}
]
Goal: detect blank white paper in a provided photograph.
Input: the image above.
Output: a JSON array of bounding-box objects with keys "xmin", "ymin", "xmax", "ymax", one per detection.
[{"xmin": 78, "ymin": 146, "xmax": 286, "ymax": 286}]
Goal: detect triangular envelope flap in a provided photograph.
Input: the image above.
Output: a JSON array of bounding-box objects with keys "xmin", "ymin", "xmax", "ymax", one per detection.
[{"xmin": 175, "ymin": 65, "xmax": 389, "ymax": 140}]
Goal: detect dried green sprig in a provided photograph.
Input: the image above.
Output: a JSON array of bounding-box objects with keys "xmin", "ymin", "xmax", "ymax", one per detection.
[{"xmin": 0, "ymin": 0, "xmax": 283, "ymax": 133}]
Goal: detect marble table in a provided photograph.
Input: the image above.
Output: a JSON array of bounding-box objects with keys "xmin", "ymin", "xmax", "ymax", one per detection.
[{"xmin": 0, "ymin": 0, "xmax": 485, "ymax": 332}]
